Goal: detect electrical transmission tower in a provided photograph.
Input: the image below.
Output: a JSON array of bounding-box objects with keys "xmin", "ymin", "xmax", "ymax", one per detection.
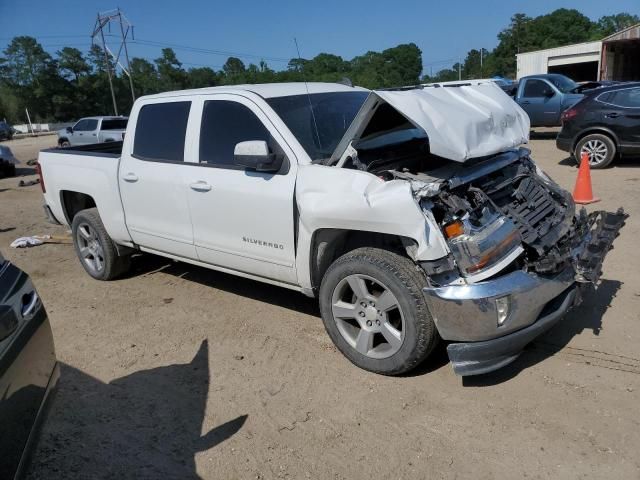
[{"xmin": 91, "ymin": 8, "xmax": 135, "ymax": 116}]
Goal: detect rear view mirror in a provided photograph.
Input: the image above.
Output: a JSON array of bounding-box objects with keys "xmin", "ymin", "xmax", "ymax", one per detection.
[{"xmin": 234, "ymin": 140, "xmax": 283, "ymax": 173}]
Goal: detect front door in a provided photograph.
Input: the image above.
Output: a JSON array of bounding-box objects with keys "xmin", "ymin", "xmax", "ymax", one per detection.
[
  {"xmin": 71, "ymin": 118, "xmax": 99, "ymax": 145},
  {"xmin": 119, "ymin": 99, "xmax": 197, "ymax": 259},
  {"xmin": 185, "ymin": 95, "xmax": 298, "ymax": 284},
  {"xmin": 518, "ymin": 79, "xmax": 561, "ymax": 126}
]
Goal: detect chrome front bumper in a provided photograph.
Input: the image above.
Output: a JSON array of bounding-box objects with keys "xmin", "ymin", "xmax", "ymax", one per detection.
[
  {"xmin": 424, "ymin": 268, "xmax": 580, "ymax": 376},
  {"xmin": 424, "ymin": 267, "xmax": 576, "ymax": 342}
]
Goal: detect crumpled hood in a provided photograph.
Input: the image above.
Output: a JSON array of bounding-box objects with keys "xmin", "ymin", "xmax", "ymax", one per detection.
[{"xmin": 331, "ymin": 82, "xmax": 530, "ymax": 163}]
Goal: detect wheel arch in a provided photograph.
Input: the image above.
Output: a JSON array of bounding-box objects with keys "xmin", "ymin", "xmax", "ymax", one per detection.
[
  {"xmin": 572, "ymin": 127, "xmax": 619, "ymax": 152},
  {"xmin": 58, "ymin": 137, "xmax": 69, "ymax": 146},
  {"xmin": 309, "ymin": 228, "xmax": 420, "ymax": 293},
  {"xmin": 60, "ymin": 190, "xmax": 97, "ymax": 225}
]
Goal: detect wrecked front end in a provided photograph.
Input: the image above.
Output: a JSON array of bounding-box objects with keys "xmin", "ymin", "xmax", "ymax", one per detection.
[
  {"xmin": 329, "ymin": 84, "xmax": 626, "ymax": 376},
  {"xmin": 414, "ymin": 150, "xmax": 626, "ymax": 376}
]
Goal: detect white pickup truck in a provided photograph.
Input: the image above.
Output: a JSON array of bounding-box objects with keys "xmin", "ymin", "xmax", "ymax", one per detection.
[
  {"xmin": 37, "ymin": 82, "xmax": 625, "ymax": 376},
  {"xmin": 57, "ymin": 116, "xmax": 128, "ymax": 147}
]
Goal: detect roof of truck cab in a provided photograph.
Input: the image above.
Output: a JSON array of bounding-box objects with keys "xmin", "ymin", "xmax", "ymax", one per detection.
[{"xmin": 140, "ymin": 82, "xmax": 369, "ymax": 100}]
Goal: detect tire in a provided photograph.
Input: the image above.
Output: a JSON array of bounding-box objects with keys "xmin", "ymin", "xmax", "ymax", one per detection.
[
  {"xmin": 319, "ymin": 247, "xmax": 439, "ymax": 375},
  {"xmin": 0, "ymin": 162, "xmax": 16, "ymax": 178},
  {"xmin": 71, "ymin": 208, "xmax": 130, "ymax": 280},
  {"xmin": 574, "ymin": 133, "xmax": 616, "ymax": 169},
  {"xmin": 59, "ymin": 139, "xmax": 70, "ymax": 148}
]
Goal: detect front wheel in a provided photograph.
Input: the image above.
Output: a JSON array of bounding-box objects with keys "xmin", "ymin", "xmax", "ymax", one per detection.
[
  {"xmin": 71, "ymin": 208, "xmax": 130, "ymax": 280},
  {"xmin": 575, "ymin": 133, "xmax": 616, "ymax": 169},
  {"xmin": 319, "ymin": 247, "xmax": 439, "ymax": 375}
]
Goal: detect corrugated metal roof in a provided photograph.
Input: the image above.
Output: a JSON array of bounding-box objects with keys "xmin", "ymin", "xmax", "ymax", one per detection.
[{"xmin": 603, "ymin": 22, "xmax": 640, "ymax": 42}]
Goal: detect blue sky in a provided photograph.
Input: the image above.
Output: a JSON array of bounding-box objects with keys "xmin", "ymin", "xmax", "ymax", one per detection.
[{"xmin": 1, "ymin": 0, "xmax": 638, "ymax": 74}]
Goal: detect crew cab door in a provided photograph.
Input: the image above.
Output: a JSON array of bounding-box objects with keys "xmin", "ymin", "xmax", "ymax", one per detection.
[
  {"xmin": 185, "ymin": 95, "xmax": 298, "ymax": 284},
  {"xmin": 518, "ymin": 79, "xmax": 561, "ymax": 126},
  {"xmin": 71, "ymin": 118, "xmax": 99, "ymax": 145},
  {"xmin": 119, "ymin": 99, "xmax": 198, "ymax": 259}
]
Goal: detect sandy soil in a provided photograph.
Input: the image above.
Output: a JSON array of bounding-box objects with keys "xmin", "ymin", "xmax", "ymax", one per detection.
[{"xmin": 1, "ymin": 134, "xmax": 639, "ymax": 479}]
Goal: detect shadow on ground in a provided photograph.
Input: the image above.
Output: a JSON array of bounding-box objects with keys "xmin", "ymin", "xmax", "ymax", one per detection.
[
  {"xmin": 26, "ymin": 340, "xmax": 247, "ymax": 479},
  {"xmin": 128, "ymin": 254, "xmax": 320, "ymax": 317},
  {"xmin": 530, "ymin": 130, "xmax": 560, "ymax": 140},
  {"xmin": 463, "ymin": 279, "xmax": 622, "ymax": 387}
]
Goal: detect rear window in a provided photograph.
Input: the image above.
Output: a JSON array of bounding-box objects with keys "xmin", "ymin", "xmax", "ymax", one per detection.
[
  {"xmin": 133, "ymin": 102, "xmax": 191, "ymax": 162},
  {"xmin": 102, "ymin": 118, "xmax": 128, "ymax": 130}
]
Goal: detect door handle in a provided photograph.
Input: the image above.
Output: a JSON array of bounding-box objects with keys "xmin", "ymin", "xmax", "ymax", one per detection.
[
  {"xmin": 122, "ymin": 172, "xmax": 139, "ymax": 182},
  {"xmin": 604, "ymin": 112, "xmax": 620, "ymax": 118},
  {"xmin": 21, "ymin": 291, "xmax": 39, "ymax": 317},
  {"xmin": 189, "ymin": 181, "xmax": 212, "ymax": 192}
]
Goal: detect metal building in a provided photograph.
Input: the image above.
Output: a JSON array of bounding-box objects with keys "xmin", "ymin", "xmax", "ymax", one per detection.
[{"xmin": 516, "ymin": 23, "xmax": 640, "ymax": 82}]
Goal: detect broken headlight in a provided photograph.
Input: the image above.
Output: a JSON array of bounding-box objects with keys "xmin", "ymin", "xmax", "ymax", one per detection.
[{"xmin": 444, "ymin": 208, "xmax": 523, "ymax": 282}]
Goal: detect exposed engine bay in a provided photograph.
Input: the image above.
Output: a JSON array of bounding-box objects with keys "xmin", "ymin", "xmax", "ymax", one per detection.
[{"xmin": 343, "ymin": 136, "xmax": 626, "ymax": 285}]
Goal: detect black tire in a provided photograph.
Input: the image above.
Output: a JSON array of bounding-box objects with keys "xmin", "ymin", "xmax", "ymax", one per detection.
[
  {"xmin": 71, "ymin": 208, "xmax": 130, "ymax": 280},
  {"xmin": 59, "ymin": 139, "xmax": 70, "ymax": 148},
  {"xmin": 0, "ymin": 162, "xmax": 16, "ymax": 178},
  {"xmin": 574, "ymin": 133, "xmax": 616, "ymax": 169},
  {"xmin": 319, "ymin": 247, "xmax": 439, "ymax": 375}
]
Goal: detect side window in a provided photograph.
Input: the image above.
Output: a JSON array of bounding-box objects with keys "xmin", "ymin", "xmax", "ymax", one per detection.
[
  {"xmin": 75, "ymin": 119, "xmax": 98, "ymax": 131},
  {"xmin": 610, "ymin": 88, "xmax": 640, "ymax": 108},
  {"xmin": 133, "ymin": 101, "xmax": 191, "ymax": 162},
  {"xmin": 199, "ymin": 100, "xmax": 273, "ymax": 167},
  {"xmin": 73, "ymin": 119, "xmax": 89, "ymax": 131},
  {"xmin": 523, "ymin": 80, "xmax": 551, "ymax": 98}
]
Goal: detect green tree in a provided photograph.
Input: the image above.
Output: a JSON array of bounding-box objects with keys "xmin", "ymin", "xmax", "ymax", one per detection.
[
  {"xmin": 593, "ymin": 13, "xmax": 639, "ymax": 37},
  {"xmin": 155, "ymin": 48, "xmax": 186, "ymax": 91},
  {"xmin": 57, "ymin": 47, "xmax": 90, "ymax": 82}
]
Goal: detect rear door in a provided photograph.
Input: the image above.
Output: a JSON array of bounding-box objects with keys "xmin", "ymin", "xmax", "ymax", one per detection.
[
  {"xmin": 0, "ymin": 256, "xmax": 57, "ymax": 479},
  {"xmin": 518, "ymin": 79, "xmax": 561, "ymax": 126},
  {"xmin": 185, "ymin": 95, "xmax": 298, "ymax": 284},
  {"xmin": 605, "ymin": 87, "xmax": 640, "ymax": 153},
  {"xmin": 119, "ymin": 99, "xmax": 198, "ymax": 259}
]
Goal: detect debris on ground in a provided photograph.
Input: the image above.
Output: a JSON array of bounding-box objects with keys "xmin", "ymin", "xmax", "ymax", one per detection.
[
  {"xmin": 10, "ymin": 234, "xmax": 72, "ymax": 248},
  {"xmin": 18, "ymin": 178, "xmax": 40, "ymax": 187}
]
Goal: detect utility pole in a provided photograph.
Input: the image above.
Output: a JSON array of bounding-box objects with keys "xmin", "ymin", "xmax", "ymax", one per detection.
[
  {"xmin": 92, "ymin": 8, "xmax": 136, "ymax": 115},
  {"xmin": 458, "ymin": 57, "xmax": 462, "ymax": 81},
  {"xmin": 480, "ymin": 48, "xmax": 483, "ymax": 78}
]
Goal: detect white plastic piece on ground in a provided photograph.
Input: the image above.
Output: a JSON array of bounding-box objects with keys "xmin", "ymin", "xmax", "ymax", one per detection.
[
  {"xmin": 332, "ymin": 81, "xmax": 530, "ymax": 163},
  {"xmin": 10, "ymin": 236, "xmax": 45, "ymax": 248}
]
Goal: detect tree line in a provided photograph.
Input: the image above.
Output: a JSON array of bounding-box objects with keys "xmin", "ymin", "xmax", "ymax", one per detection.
[{"xmin": 0, "ymin": 9, "xmax": 637, "ymax": 124}]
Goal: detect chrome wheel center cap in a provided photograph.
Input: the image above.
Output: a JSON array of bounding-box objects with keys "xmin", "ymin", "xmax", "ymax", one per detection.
[{"xmin": 365, "ymin": 306, "xmax": 377, "ymax": 322}]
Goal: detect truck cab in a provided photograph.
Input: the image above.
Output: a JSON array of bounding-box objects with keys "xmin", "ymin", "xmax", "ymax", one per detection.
[
  {"xmin": 58, "ymin": 116, "xmax": 128, "ymax": 147},
  {"xmin": 515, "ymin": 74, "xmax": 584, "ymax": 127}
]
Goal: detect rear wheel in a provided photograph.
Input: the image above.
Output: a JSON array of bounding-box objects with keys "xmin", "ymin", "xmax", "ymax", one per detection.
[
  {"xmin": 319, "ymin": 247, "xmax": 439, "ymax": 375},
  {"xmin": 71, "ymin": 208, "xmax": 130, "ymax": 280},
  {"xmin": 574, "ymin": 133, "xmax": 616, "ymax": 169}
]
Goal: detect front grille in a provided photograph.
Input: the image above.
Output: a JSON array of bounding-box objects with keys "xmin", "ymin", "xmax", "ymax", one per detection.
[{"xmin": 473, "ymin": 162, "xmax": 572, "ymax": 258}]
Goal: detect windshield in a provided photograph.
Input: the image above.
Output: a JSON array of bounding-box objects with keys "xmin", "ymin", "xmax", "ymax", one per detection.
[
  {"xmin": 548, "ymin": 75, "xmax": 578, "ymax": 93},
  {"xmin": 267, "ymin": 91, "xmax": 368, "ymax": 161}
]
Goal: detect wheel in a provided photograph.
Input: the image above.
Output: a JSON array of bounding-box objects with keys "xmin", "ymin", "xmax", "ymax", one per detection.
[
  {"xmin": 71, "ymin": 208, "xmax": 130, "ymax": 280},
  {"xmin": 0, "ymin": 163, "xmax": 16, "ymax": 178},
  {"xmin": 59, "ymin": 139, "xmax": 70, "ymax": 148},
  {"xmin": 574, "ymin": 133, "xmax": 616, "ymax": 169},
  {"xmin": 319, "ymin": 247, "xmax": 439, "ymax": 375}
]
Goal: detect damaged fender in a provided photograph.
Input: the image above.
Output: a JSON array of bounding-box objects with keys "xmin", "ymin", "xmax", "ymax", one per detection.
[{"xmin": 294, "ymin": 163, "xmax": 449, "ymax": 291}]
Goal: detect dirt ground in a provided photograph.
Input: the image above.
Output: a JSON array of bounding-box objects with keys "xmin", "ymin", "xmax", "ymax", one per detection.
[{"xmin": 1, "ymin": 134, "xmax": 639, "ymax": 480}]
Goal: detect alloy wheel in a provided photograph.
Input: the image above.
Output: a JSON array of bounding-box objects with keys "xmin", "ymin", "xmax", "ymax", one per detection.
[
  {"xmin": 581, "ymin": 139, "xmax": 608, "ymax": 166},
  {"xmin": 76, "ymin": 222, "xmax": 105, "ymax": 275},
  {"xmin": 331, "ymin": 274, "xmax": 405, "ymax": 359}
]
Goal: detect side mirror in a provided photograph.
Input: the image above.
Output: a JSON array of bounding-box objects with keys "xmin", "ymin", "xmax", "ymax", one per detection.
[
  {"xmin": 234, "ymin": 140, "xmax": 283, "ymax": 173},
  {"xmin": 0, "ymin": 305, "xmax": 18, "ymax": 342},
  {"xmin": 66, "ymin": 126, "xmax": 73, "ymax": 133}
]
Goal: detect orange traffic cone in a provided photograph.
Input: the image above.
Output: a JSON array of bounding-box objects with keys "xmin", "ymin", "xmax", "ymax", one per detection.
[{"xmin": 572, "ymin": 152, "xmax": 600, "ymax": 204}]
